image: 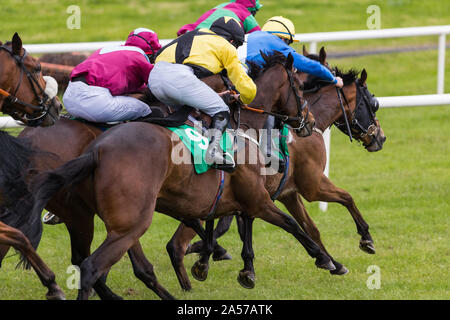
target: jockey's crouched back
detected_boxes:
[63,28,161,123]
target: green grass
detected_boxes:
[0,0,449,300]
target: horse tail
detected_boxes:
[0,130,42,268]
[30,150,97,229]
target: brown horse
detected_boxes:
[30,52,337,300]
[168,48,387,289]
[16,68,257,300]
[0,33,61,127]
[0,33,64,299]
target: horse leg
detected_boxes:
[302,174,375,254]
[166,222,197,291]
[191,219,215,282]
[252,199,335,271]
[0,221,65,300]
[280,193,349,275]
[50,199,123,300]
[0,244,10,267]
[127,241,175,300]
[76,198,162,300]
[186,216,233,261]
[235,214,256,289]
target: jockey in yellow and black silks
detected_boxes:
[149,17,256,171]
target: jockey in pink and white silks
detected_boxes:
[63,28,162,123]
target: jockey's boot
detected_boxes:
[261,115,286,174]
[205,111,235,173]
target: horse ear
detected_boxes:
[286,52,294,70]
[12,32,22,56]
[319,47,327,65]
[302,45,309,56]
[360,69,368,85]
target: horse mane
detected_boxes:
[247,50,287,80]
[332,66,360,86]
[0,130,43,267]
[302,52,360,91]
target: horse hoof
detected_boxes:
[330,265,349,276]
[191,261,209,281]
[315,257,336,271]
[46,288,66,300]
[237,271,255,289]
[360,240,376,254]
[213,252,232,261]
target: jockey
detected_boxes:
[245,16,344,172]
[62,28,162,123]
[246,16,343,87]
[150,17,257,171]
[177,0,262,37]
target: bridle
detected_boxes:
[227,64,308,133]
[0,44,52,127]
[334,79,381,147]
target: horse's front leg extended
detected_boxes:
[301,174,375,254]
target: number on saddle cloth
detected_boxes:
[168,124,234,174]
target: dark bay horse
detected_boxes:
[0,33,64,299]
[30,53,336,300]
[169,49,387,289]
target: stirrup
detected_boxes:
[209,151,236,173]
[42,212,62,225]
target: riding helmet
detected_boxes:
[210,17,245,48]
[262,16,299,44]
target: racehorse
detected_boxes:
[166,47,387,289]
[0,33,64,299]
[30,52,335,300]
[0,33,61,127]
[15,66,256,300]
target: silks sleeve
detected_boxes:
[289,49,337,83]
[243,15,261,34]
[221,42,257,105]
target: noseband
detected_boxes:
[0,45,52,126]
[334,81,379,145]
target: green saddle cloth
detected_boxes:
[168,125,234,174]
[273,124,290,161]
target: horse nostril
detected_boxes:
[382,136,387,143]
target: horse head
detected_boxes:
[335,69,386,152]
[300,47,386,152]
[0,33,62,127]
[248,51,315,137]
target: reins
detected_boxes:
[336,87,353,142]
[0,45,51,126]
